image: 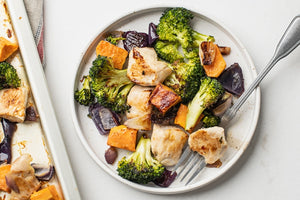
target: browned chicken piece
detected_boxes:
[127,47,172,86]
[124,85,153,130]
[149,83,181,114]
[151,124,188,166]
[5,154,40,200]
[188,127,227,164]
[0,87,28,123]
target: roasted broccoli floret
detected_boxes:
[154,40,184,63]
[202,110,220,128]
[106,35,125,45]
[0,61,21,90]
[182,46,199,59]
[185,77,224,131]
[117,136,165,184]
[182,30,215,59]
[89,55,134,113]
[156,8,214,50]
[164,58,205,103]
[89,55,113,79]
[74,76,94,106]
[157,7,194,48]
[191,30,215,47]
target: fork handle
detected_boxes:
[222,15,300,124]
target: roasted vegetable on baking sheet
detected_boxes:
[0,37,18,62]
[0,118,16,164]
[0,61,20,90]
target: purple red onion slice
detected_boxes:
[218,63,245,96]
[122,31,149,51]
[89,103,121,135]
[31,163,55,181]
[0,119,17,164]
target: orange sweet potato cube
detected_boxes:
[30,185,62,200]
[203,43,226,78]
[0,37,18,62]
[0,164,11,192]
[96,40,128,69]
[174,104,188,129]
[149,83,181,114]
[107,125,137,151]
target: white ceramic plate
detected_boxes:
[71,7,260,194]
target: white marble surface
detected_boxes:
[44,0,300,199]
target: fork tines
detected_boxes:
[173,146,206,185]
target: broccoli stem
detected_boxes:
[185,77,224,131]
[185,88,208,131]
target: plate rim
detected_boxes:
[70,6,261,194]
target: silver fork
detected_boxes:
[174,15,300,186]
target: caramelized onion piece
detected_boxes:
[218,46,231,55]
[200,41,216,65]
[213,92,233,116]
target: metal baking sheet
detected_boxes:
[1,0,81,199]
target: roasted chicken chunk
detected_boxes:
[125,85,153,130]
[5,154,40,200]
[0,87,28,123]
[151,124,188,166]
[127,47,172,86]
[188,126,227,164]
